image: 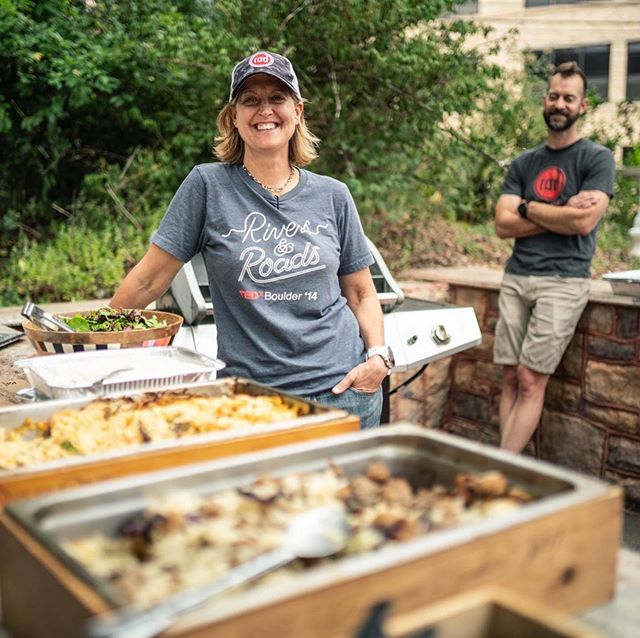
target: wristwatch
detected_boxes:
[517,200,529,219]
[366,346,395,374]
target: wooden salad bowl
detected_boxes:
[22,309,183,355]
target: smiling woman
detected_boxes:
[109,51,392,429]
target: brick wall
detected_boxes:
[391,283,640,506]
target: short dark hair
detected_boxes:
[549,61,588,95]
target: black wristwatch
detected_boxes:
[518,200,529,219]
[366,346,395,375]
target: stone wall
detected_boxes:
[390,274,640,507]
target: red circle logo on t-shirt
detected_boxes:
[533,167,567,202]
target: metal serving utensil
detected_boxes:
[21,301,75,333]
[86,505,350,638]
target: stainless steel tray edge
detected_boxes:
[7,423,612,520]
[1,423,612,626]
[0,378,352,477]
[4,424,620,624]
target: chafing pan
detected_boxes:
[2,424,621,638]
[0,378,358,503]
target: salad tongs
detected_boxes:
[21,301,75,333]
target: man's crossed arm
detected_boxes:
[495,190,610,240]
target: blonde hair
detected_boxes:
[214,92,320,166]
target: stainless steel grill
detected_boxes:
[157,239,482,421]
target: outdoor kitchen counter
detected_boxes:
[398,266,640,510]
[0,294,639,637]
[0,300,113,405]
[400,266,640,307]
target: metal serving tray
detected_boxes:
[0,378,358,503]
[2,424,620,638]
[14,346,226,399]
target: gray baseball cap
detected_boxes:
[229,51,301,101]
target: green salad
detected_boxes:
[60,307,167,332]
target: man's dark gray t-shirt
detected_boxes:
[152,163,374,395]
[502,138,615,277]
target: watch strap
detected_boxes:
[366,346,393,373]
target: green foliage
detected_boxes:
[1,0,234,232]
[586,101,640,232]
[1,0,495,222]
[1,1,637,303]
[415,47,545,226]
[0,219,150,304]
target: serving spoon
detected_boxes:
[86,505,350,638]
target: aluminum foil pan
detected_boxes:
[14,346,226,399]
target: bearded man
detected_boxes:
[493,61,615,453]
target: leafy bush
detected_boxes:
[1,1,638,303]
[0,218,155,305]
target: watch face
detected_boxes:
[518,201,527,217]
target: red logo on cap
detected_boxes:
[533,167,566,202]
[249,52,274,68]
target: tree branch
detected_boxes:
[269,0,315,46]
[105,182,141,230]
[327,55,342,122]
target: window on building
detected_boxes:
[628,41,640,100]
[532,45,610,100]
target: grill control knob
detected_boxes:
[431,324,451,345]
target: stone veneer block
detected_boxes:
[585,361,640,410]
[489,291,500,312]
[423,359,452,430]
[425,358,451,394]
[545,378,581,412]
[391,394,425,425]
[576,308,590,331]
[475,360,503,386]
[587,336,636,361]
[453,359,475,387]
[557,333,583,379]
[607,435,640,474]
[390,369,423,386]
[583,403,639,436]
[450,390,491,423]
[604,471,640,506]
[615,307,639,340]
[445,418,499,446]
[588,305,614,335]
[489,393,501,428]
[470,331,494,361]
[485,313,498,332]
[538,409,605,475]
[451,286,488,326]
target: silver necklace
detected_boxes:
[242,164,295,195]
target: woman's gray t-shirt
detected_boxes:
[152,163,374,394]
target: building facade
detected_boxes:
[457,0,640,155]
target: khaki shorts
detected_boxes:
[493,273,590,375]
